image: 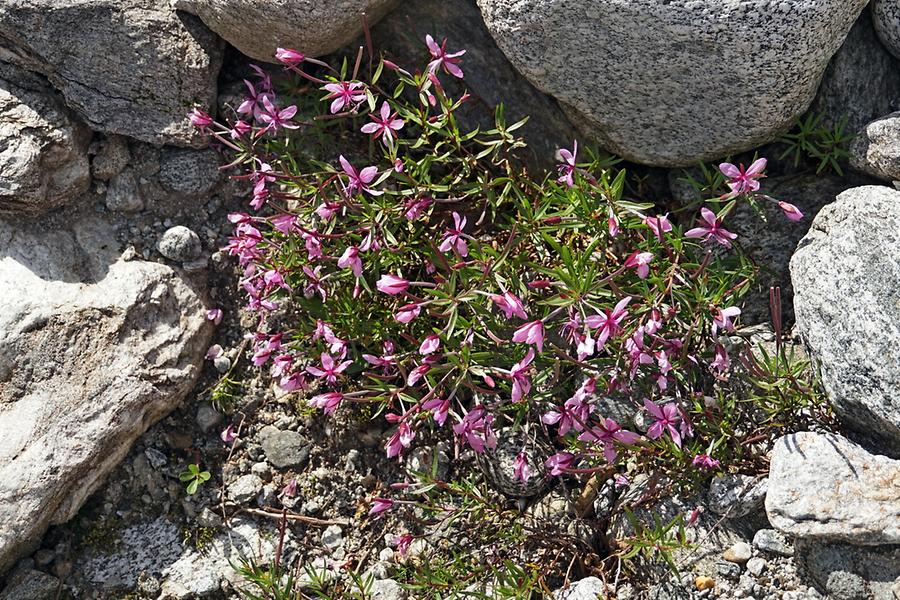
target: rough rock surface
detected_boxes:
[0,63,90,215]
[797,540,900,600]
[0,214,212,573]
[791,185,900,446]
[874,0,900,60]
[766,432,900,545]
[850,111,900,182]
[370,0,578,168]
[811,6,900,136]
[476,0,867,166]
[0,0,223,147]
[552,576,605,599]
[172,0,399,62]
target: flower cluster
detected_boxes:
[192,36,805,519]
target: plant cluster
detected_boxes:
[192,34,827,593]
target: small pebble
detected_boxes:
[717,560,742,579]
[695,576,715,591]
[321,524,343,550]
[157,225,202,262]
[746,557,767,576]
[753,528,794,557]
[723,541,752,564]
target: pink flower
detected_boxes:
[778,201,803,222]
[557,141,578,187]
[206,308,223,325]
[394,303,421,323]
[258,96,299,132]
[309,392,343,415]
[323,80,366,114]
[377,274,409,295]
[720,158,767,199]
[221,423,237,444]
[422,397,450,426]
[230,119,251,139]
[685,207,738,248]
[337,246,363,277]
[306,353,353,385]
[608,214,620,237]
[275,47,305,65]
[385,422,415,458]
[509,348,535,402]
[545,452,575,476]
[281,478,297,498]
[425,34,465,78]
[489,292,528,320]
[513,452,531,483]
[644,398,682,447]
[438,212,468,257]
[624,251,654,279]
[512,320,545,353]
[585,296,631,349]
[394,534,414,556]
[711,343,730,373]
[692,454,721,470]
[419,334,441,355]
[361,101,404,146]
[712,306,741,335]
[339,155,381,196]
[369,497,394,517]
[237,79,272,118]
[189,107,213,129]
[404,197,432,221]
[643,214,673,239]
[614,474,630,488]
[452,405,496,453]
[578,418,640,463]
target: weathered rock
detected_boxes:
[723,541,752,565]
[157,148,221,197]
[0,63,90,215]
[707,474,767,519]
[173,0,398,62]
[370,0,578,167]
[105,169,145,214]
[90,135,130,182]
[258,426,310,470]
[0,0,223,147]
[811,7,900,136]
[476,0,867,166]
[157,226,203,262]
[369,579,406,600]
[791,186,900,446]
[0,560,60,600]
[227,474,263,504]
[0,214,212,573]
[798,539,900,600]
[766,432,900,545]
[552,577,605,600]
[476,430,552,498]
[874,0,900,61]
[752,528,794,558]
[851,112,900,182]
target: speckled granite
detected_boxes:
[874,0,900,60]
[476,0,868,166]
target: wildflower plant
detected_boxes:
[195,33,825,589]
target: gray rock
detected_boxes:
[0,561,60,600]
[158,225,203,262]
[213,355,231,373]
[195,404,222,434]
[707,474,767,519]
[369,579,406,600]
[752,529,794,558]
[91,135,130,182]
[173,0,398,62]
[105,169,145,213]
[476,430,552,499]
[0,0,223,147]
[227,474,263,504]
[476,0,867,166]
[552,576,605,599]
[723,541,752,565]
[321,524,343,550]
[790,186,900,446]
[811,7,900,137]
[370,0,578,168]
[766,432,900,545]
[874,0,900,61]
[851,112,900,182]
[717,560,742,579]
[157,148,221,197]
[0,63,90,215]
[798,540,900,600]
[745,557,767,577]
[0,215,212,573]
[258,426,310,470]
